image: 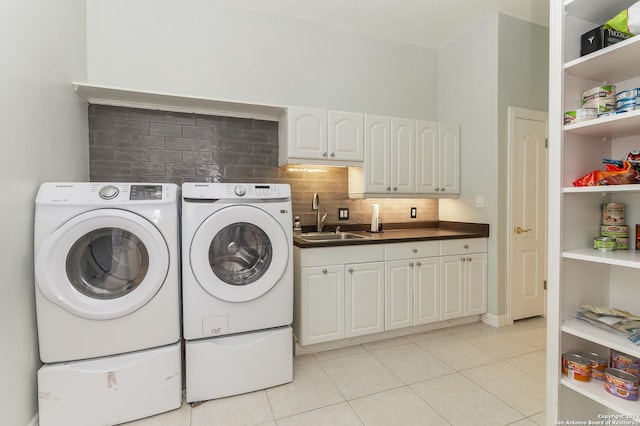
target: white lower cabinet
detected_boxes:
[300,265,344,345]
[345,262,384,338]
[294,238,486,347]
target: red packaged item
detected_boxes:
[573,161,640,187]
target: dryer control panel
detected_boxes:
[182,183,291,201]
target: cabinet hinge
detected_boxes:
[545,138,548,148]
[544,280,547,290]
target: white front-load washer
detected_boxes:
[181,182,293,402]
[34,182,182,426]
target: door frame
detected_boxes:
[506,106,549,323]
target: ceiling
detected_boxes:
[213,0,550,50]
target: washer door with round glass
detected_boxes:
[35,209,169,320]
[190,205,288,302]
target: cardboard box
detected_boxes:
[580,26,631,57]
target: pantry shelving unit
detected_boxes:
[548,0,640,423]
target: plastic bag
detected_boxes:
[572,161,640,186]
[605,1,640,36]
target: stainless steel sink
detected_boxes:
[298,232,368,242]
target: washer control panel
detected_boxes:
[182,183,291,200]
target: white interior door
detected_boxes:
[509,107,548,321]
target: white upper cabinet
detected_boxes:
[328,111,364,162]
[416,121,460,195]
[391,117,417,194]
[279,106,363,166]
[437,122,461,195]
[350,117,460,198]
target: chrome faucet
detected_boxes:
[311,193,328,232]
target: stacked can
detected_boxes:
[610,349,640,378]
[598,203,628,250]
[582,85,616,118]
[616,88,640,115]
[579,352,608,381]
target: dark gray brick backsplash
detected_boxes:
[114,147,150,162]
[88,105,439,225]
[93,131,130,147]
[115,120,150,135]
[183,151,213,164]
[150,150,182,163]
[130,162,166,176]
[131,109,164,123]
[164,112,195,125]
[131,134,165,149]
[183,125,213,140]
[150,123,182,137]
[165,137,195,151]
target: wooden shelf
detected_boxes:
[73,82,286,121]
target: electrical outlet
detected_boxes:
[338,208,349,220]
[410,207,417,218]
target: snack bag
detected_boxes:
[573,161,640,186]
[605,1,640,36]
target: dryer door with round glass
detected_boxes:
[190,205,288,302]
[35,209,169,320]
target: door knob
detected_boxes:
[516,226,532,234]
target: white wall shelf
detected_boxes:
[563,248,640,269]
[564,185,640,194]
[562,319,640,359]
[564,109,640,139]
[73,82,285,121]
[561,377,640,422]
[565,36,640,83]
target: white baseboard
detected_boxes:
[481,312,511,328]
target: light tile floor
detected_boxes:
[125,317,547,426]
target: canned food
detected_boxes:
[579,352,608,380]
[602,203,625,225]
[605,368,639,391]
[616,97,638,109]
[616,89,638,100]
[594,237,616,251]
[610,349,640,368]
[600,225,629,237]
[604,381,639,400]
[616,106,639,114]
[562,354,591,382]
[615,237,629,250]
[611,362,640,377]
[582,85,616,103]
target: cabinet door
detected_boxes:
[287,106,328,160]
[438,123,460,194]
[440,256,464,320]
[328,111,364,162]
[391,118,416,193]
[464,253,487,316]
[385,259,413,330]
[414,257,440,325]
[415,120,439,193]
[300,265,344,345]
[364,115,391,193]
[345,262,384,338]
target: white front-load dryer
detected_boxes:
[34,182,181,362]
[181,182,293,340]
[34,182,182,426]
[181,182,293,402]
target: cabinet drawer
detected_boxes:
[384,241,440,261]
[440,238,487,255]
[298,245,384,267]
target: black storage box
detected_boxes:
[581,25,632,57]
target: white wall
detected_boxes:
[438,14,500,314]
[86,0,438,120]
[438,13,549,317]
[0,1,88,424]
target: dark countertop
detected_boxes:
[293,221,489,248]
